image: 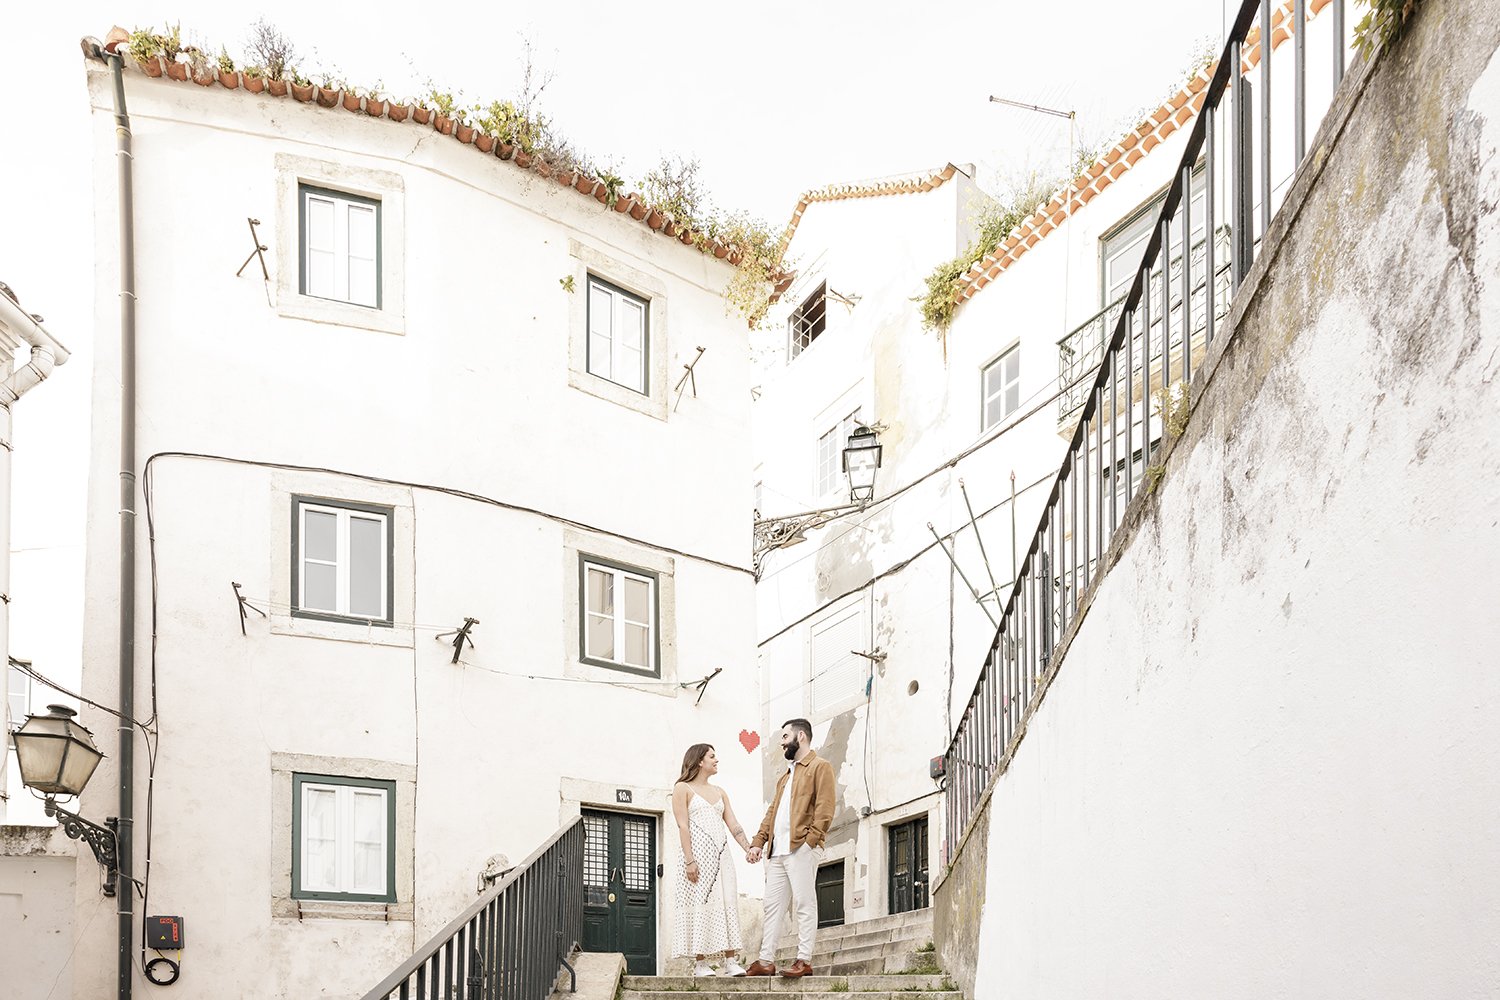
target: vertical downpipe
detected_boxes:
[104,49,137,1000]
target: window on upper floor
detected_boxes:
[981,346,1021,431]
[292,773,396,902]
[816,409,863,498]
[292,497,392,626]
[789,282,828,361]
[586,277,649,395]
[299,185,381,309]
[1100,169,1208,306]
[580,557,659,677]
[6,665,28,732]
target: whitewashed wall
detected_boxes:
[69,59,760,1000]
[968,3,1500,995]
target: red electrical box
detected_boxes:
[145,915,184,950]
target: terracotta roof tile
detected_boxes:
[953,0,1333,307]
[781,163,964,251]
[84,35,746,266]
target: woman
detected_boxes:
[671,744,751,977]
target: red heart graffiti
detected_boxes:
[738,730,760,753]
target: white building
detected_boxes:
[65,41,763,999]
[747,0,1340,924]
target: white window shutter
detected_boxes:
[346,204,378,307]
[811,607,868,714]
[305,195,337,299]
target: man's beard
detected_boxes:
[783,742,799,761]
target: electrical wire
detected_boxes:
[9,657,152,732]
[755,357,1102,586]
[144,452,753,577]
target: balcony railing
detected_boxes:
[1057,229,1235,430]
[945,0,1353,863]
[362,819,584,1000]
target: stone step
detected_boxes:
[773,924,934,955]
[623,973,951,992]
[774,941,934,967]
[808,910,932,943]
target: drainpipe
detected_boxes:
[0,291,70,816]
[89,32,137,1000]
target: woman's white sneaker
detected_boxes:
[693,961,715,978]
[720,959,748,977]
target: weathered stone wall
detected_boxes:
[943,0,1500,995]
[931,799,988,998]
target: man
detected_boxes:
[744,718,835,978]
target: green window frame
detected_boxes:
[290,495,395,627]
[585,275,650,395]
[578,555,661,678]
[291,772,397,903]
[298,183,383,309]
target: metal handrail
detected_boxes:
[943,0,1351,863]
[361,818,585,1000]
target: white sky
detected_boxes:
[0,0,1242,705]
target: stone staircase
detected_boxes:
[622,909,960,999]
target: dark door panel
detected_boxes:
[816,860,845,928]
[581,810,658,974]
[888,815,930,914]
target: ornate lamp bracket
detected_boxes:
[44,797,119,897]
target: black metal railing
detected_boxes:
[362,819,585,1000]
[944,0,1352,862]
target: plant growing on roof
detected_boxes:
[641,155,705,227]
[246,17,296,81]
[917,168,1059,332]
[426,88,468,125]
[126,27,162,64]
[216,47,235,75]
[159,22,183,63]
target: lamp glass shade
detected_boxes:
[842,427,883,502]
[14,706,104,797]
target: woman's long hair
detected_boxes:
[677,743,713,784]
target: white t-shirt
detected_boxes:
[772,762,796,857]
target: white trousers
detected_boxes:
[759,843,820,963]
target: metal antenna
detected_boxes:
[927,523,999,627]
[958,479,1002,604]
[987,95,1075,120]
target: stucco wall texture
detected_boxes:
[946,0,1500,996]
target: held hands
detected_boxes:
[745,846,763,864]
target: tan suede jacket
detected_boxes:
[750,749,836,853]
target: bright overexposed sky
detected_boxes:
[0,0,1244,726]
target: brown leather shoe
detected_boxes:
[780,960,813,978]
[744,960,776,977]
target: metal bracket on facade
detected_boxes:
[235,217,270,281]
[232,581,267,636]
[752,501,866,580]
[435,618,480,664]
[688,667,723,706]
[673,347,706,412]
[44,797,118,897]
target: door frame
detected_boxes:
[561,777,671,974]
[870,797,939,917]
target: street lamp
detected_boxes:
[13,704,118,896]
[842,425,883,504]
[753,425,884,578]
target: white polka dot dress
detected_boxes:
[672,791,742,958]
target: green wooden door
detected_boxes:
[581,810,658,974]
[888,816,930,914]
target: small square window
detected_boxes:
[789,282,828,360]
[816,409,863,498]
[587,277,649,394]
[300,184,381,309]
[292,774,396,902]
[982,347,1021,431]
[580,557,659,677]
[292,497,393,625]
